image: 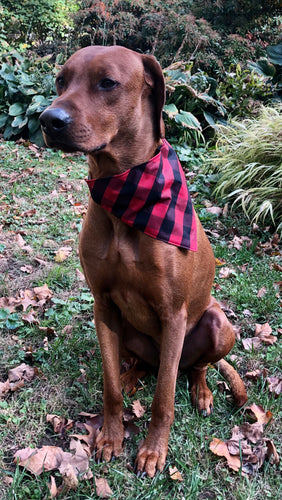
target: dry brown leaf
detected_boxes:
[257,287,267,298]
[22,310,39,324]
[255,323,277,345]
[8,363,35,383]
[48,476,58,498]
[209,438,242,473]
[14,446,65,475]
[169,465,183,482]
[20,264,34,274]
[15,234,32,253]
[9,379,25,392]
[215,257,226,267]
[59,439,92,480]
[245,370,263,380]
[132,400,146,418]
[18,289,37,311]
[266,377,282,397]
[206,206,222,216]
[76,269,85,281]
[228,235,253,251]
[245,403,273,425]
[242,337,261,351]
[95,477,113,498]
[219,267,237,279]
[47,414,74,434]
[0,380,10,397]
[124,421,140,439]
[240,422,264,443]
[33,283,53,301]
[54,246,72,263]
[265,439,280,464]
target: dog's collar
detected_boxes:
[86,139,197,251]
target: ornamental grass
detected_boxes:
[211,103,282,233]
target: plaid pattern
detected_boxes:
[86,139,197,251]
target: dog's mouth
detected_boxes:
[42,130,107,155]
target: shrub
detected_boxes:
[0,50,57,145]
[218,65,273,118]
[210,104,282,233]
[163,61,226,145]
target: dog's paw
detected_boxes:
[190,385,214,415]
[135,443,166,478]
[95,427,123,462]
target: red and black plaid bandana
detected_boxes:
[86,139,197,251]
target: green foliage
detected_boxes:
[0,50,57,145]
[210,104,282,233]
[249,44,282,98]
[0,0,78,45]
[163,62,226,145]
[218,65,273,118]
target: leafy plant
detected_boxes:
[249,43,282,99]
[210,104,282,233]
[163,61,226,145]
[0,50,57,145]
[218,64,273,118]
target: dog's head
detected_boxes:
[40,46,165,158]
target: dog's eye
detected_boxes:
[56,76,65,90]
[99,78,118,90]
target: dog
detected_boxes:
[40,45,247,478]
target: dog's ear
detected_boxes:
[142,55,165,139]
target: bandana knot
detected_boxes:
[86,139,197,251]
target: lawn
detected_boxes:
[0,140,281,499]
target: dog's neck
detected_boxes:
[87,138,162,179]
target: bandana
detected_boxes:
[86,139,197,251]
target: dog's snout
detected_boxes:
[40,108,72,136]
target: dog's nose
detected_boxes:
[40,108,72,136]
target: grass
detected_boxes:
[0,140,281,499]
[209,104,282,234]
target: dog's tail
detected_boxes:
[217,359,248,407]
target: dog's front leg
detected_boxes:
[136,306,187,478]
[94,300,124,462]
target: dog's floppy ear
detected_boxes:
[142,54,165,139]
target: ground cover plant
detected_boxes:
[0,139,281,499]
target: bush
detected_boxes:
[163,61,226,145]
[0,0,78,46]
[210,104,282,233]
[218,65,273,118]
[0,50,57,145]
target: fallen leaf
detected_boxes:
[219,267,237,279]
[245,403,273,425]
[0,380,10,397]
[242,337,261,351]
[132,400,146,418]
[95,477,113,498]
[255,323,277,345]
[228,235,253,251]
[124,421,140,439]
[14,446,65,475]
[257,287,267,298]
[8,363,35,383]
[47,414,74,434]
[76,269,85,281]
[33,283,53,301]
[169,465,183,481]
[48,476,58,498]
[209,438,242,473]
[22,310,39,324]
[215,257,226,266]
[265,439,280,464]
[54,246,72,263]
[245,370,263,380]
[20,264,34,274]
[206,206,222,216]
[266,377,282,397]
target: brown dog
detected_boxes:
[40,46,247,478]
